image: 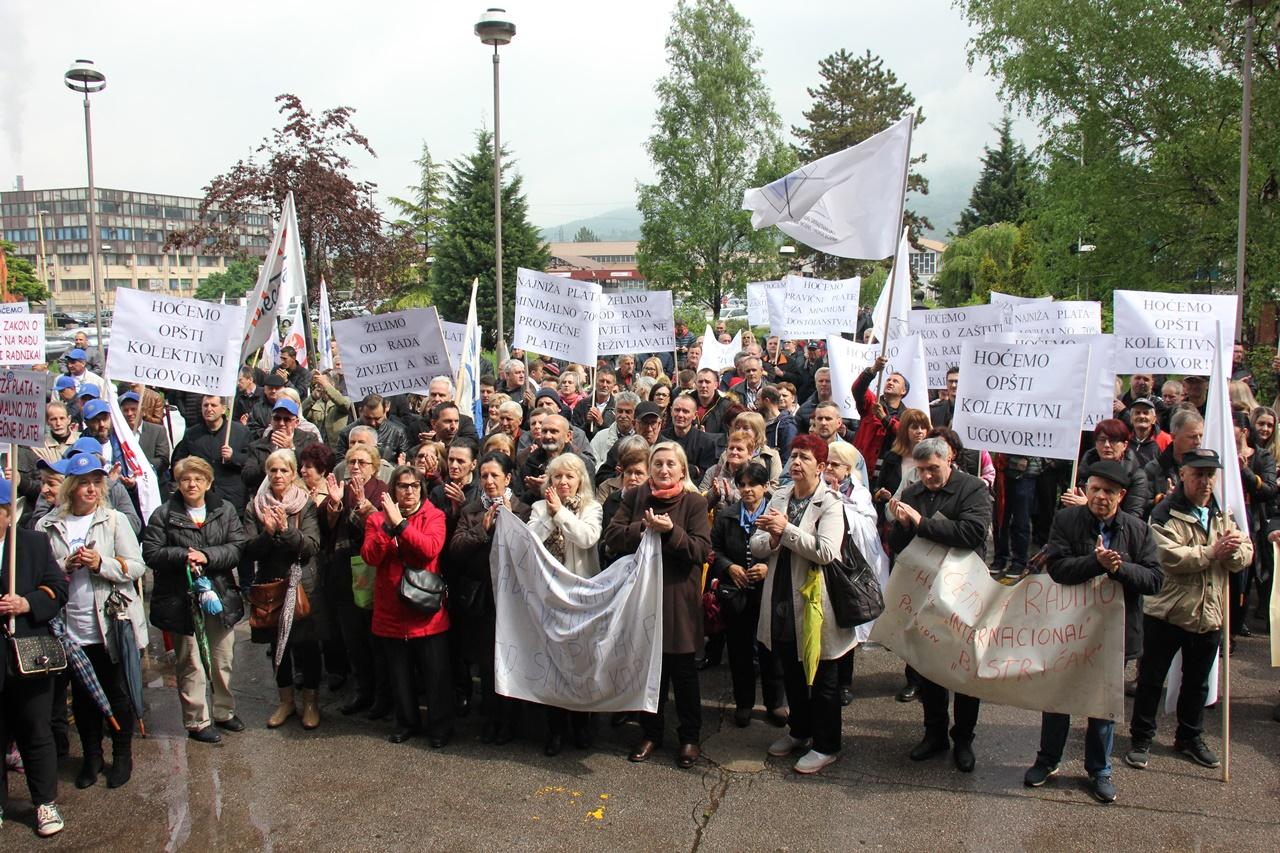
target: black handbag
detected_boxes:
[713,578,749,616]
[210,574,244,629]
[6,630,68,678]
[821,516,884,629]
[399,565,446,616]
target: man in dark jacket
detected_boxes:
[335,394,409,463]
[242,399,321,492]
[172,395,252,512]
[664,393,719,483]
[1028,460,1162,804]
[694,368,743,437]
[233,366,264,426]
[758,385,796,457]
[887,436,992,773]
[780,341,823,404]
[247,373,286,433]
[571,367,617,440]
[1143,408,1203,510]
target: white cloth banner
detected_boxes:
[596,290,675,356]
[441,320,466,376]
[742,115,913,260]
[490,508,663,712]
[0,368,49,448]
[746,280,783,327]
[241,191,306,361]
[869,539,1126,720]
[906,303,1006,388]
[0,315,44,366]
[1206,329,1248,533]
[334,307,451,399]
[778,274,861,340]
[280,297,308,368]
[1009,300,1101,337]
[106,389,162,522]
[869,228,914,345]
[513,267,601,364]
[317,276,335,371]
[952,339,1091,460]
[697,326,742,373]
[826,334,929,421]
[106,290,244,396]
[455,281,484,428]
[1112,290,1237,375]
[993,333,1116,432]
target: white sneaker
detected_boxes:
[35,803,64,837]
[794,749,838,775]
[767,734,812,757]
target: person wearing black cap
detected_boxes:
[595,400,663,487]
[1127,448,1252,772]
[248,373,287,433]
[0,478,69,837]
[1027,460,1162,803]
[780,340,824,404]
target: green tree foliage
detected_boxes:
[956,116,1036,235]
[934,222,1034,306]
[387,142,448,291]
[195,257,259,301]
[573,226,600,242]
[637,0,795,319]
[0,241,49,302]
[427,129,549,344]
[961,1,1280,330]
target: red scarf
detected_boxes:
[649,482,684,500]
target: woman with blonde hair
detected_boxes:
[481,431,516,459]
[726,411,782,482]
[874,408,931,504]
[1230,380,1260,415]
[642,357,668,383]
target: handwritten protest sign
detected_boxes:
[993,332,1116,432]
[596,290,674,356]
[826,334,929,421]
[906,303,1006,388]
[441,320,465,376]
[490,509,663,712]
[0,315,45,366]
[1112,290,1237,375]
[107,290,245,395]
[0,369,49,447]
[513,267,601,364]
[869,539,1125,721]
[1009,300,1101,336]
[334,307,451,399]
[0,302,29,315]
[777,274,860,340]
[746,280,783,326]
[951,339,1090,460]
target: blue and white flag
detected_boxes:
[456,279,484,427]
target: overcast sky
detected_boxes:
[0,0,1034,232]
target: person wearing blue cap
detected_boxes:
[61,347,107,401]
[52,375,82,423]
[242,398,321,494]
[119,392,170,489]
[0,477,70,837]
[15,402,81,520]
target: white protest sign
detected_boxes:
[765,283,788,332]
[105,290,245,396]
[513,267,601,364]
[906,303,1005,388]
[698,326,742,373]
[993,332,1116,432]
[0,315,45,366]
[826,334,929,421]
[952,339,1091,460]
[0,302,29,315]
[778,274,860,340]
[990,291,1052,307]
[0,369,49,448]
[1009,300,1101,337]
[869,539,1125,721]
[441,320,466,376]
[596,290,675,356]
[746,280,783,327]
[1112,290,1237,375]
[334,307,451,399]
[491,509,663,712]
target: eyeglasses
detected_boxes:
[1096,436,1126,445]
[348,460,370,467]
[395,482,422,491]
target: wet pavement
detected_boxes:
[6,624,1278,851]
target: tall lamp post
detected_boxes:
[64,59,107,352]
[475,7,515,353]
[36,209,52,323]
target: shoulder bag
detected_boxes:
[399,564,446,616]
[821,514,884,629]
[6,629,68,678]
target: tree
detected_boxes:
[793,49,931,240]
[0,242,50,303]
[956,115,1035,235]
[166,94,393,302]
[933,222,1031,306]
[572,226,600,242]
[637,0,795,319]
[195,257,259,301]
[426,129,549,344]
[387,142,448,291]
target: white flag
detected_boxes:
[106,389,162,522]
[455,280,484,428]
[317,276,334,371]
[697,325,742,373]
[742,115,913,260]
[241,191,307,361]
[281,297,308,368]
[870,227,914,345]
[1207,324,1247,529]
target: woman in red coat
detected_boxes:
[361,465,453,747]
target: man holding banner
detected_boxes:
[1031,459,1163,803]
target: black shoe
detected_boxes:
[366,698,393,721]
[189,726,223,744]
[908,735,949,761]
[952,742,976,773]
[1174,737,1221,768]
[327,673,348,692]
[493,721,516,745]
[895,685,917,703]
[1088,774,1117,804]
[733,708,752,728]
[1023,762,1059,787]
[214,715,245,733]
[1123,742,1150,769]
[341,693,373,716]
[611,711,637,728]
[839,687,853,707]
[544,734,563,756]
[1237,623,1253,638]
[429,733,452,749]
[106,751,132,788]
[388,729,417,744]
[75,754,103,789]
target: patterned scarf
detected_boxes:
[542,495,582,563]
[482,488,513,510]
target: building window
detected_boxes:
[198,256,221,267]
[105,278,132,291]
[168,278,181,291]
[56,254,89,266]
[61,279,91,292]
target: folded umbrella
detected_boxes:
[186,564,214,681]
[800,568,824,687]
[274,563,303,672]
[49,616,119,732]
[104,589,147,736]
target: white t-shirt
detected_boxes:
[63,513,103,646]
[188,505,207,526]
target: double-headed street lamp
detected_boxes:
[475,7,515,353]
[64,59,107,351]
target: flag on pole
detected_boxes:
[455,279,484,428]
[870,227,914,344]
[742,115,913,260]
[1207,322,1247,527]
[281,297,308,368]
[317,276,334,371]
[106,388,162,521]
[240,191,307,362]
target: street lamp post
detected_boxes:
[64,59,107,352]
[36,209,52,323]
[1231,1,1267,342]
[475,7,515,353]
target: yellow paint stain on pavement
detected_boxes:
[599,794,609,800]
[587,807,605,821]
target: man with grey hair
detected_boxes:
[1144,408,1204,509]
[334,425,394,483]
[888,436,993,774]
[590,390,640,469]
[500,359,536,412]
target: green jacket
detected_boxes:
[302,381,353,444]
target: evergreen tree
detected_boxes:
[956,116,1035,235]
[194,257,258,301]
[0,241,49,303]
[637,0,794,318]
[429,129,549,344]
[573,226,600,242]
[388,142,448,290]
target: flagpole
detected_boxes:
[7,441,17,636]
[1067,344,1094,493]
[1217,321,1230,784]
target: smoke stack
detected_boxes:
[13,175,23,190]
